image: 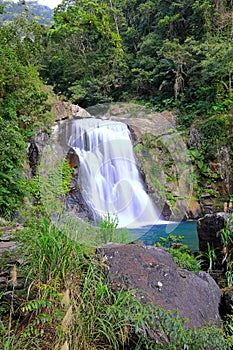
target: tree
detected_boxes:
[0,14,50,216]
[42,0,233,115]
[42,0,129,106]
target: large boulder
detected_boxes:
[97,243,221,328]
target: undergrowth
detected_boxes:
[0,217,232,349]
[156,234,201,273]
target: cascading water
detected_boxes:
[69,118,161,228]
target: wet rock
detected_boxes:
[65,169,95,223]
[197,212,229,271]
[28,132,50,179]
[161,202,172,221]
[97,243,222,327]
[28,101,91,178]
[66,149,80,169]
[28,140,39,176]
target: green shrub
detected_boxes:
[168,245,201,272]
[20,217,85,285]
[156,234,201,273]
[97,213,130,244]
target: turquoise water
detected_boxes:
[128,221,199,251]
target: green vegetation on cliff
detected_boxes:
[0,10,52,216]
[0,0,232,216]
[42,0,233,117]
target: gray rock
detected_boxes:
[97,243,222,327]
[189,126,202,150]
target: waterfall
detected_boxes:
[69,118,161,228]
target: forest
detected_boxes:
[0,0,233,349]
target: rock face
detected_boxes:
[97,243,222,328]
[221,289,233,315]
[197,213,228,264]
[0,226,24,293]
[53,100,91,121]
[65,165,95,223]
[27,132,50,178]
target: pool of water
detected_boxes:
[128,221,199,251]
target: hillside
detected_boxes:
[0,0,53,26]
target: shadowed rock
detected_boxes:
[197,213,228,269]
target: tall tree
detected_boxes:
[42,0,233,114]
[0,14,50,216]
[43,0,129,106]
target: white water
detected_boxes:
[69,118,161,228]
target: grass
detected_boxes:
[0,215,232,349]
[156,234,201,273]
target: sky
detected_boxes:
[37,0,62,9]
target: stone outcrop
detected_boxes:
[197,213,229,272]
[127,124,143,146]
[27,101,92,178]
[88,102,177,135]
[0,225,24,293]
[65,166,95,223]
[27,132,50,178]
[97,243,222,328]
[53,100,91,121]
[197,212,228,257]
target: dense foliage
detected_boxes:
[42,0,233,117]
[0,9,51,216]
